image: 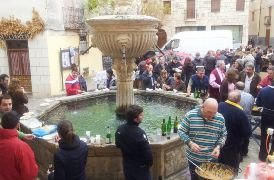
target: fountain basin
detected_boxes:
[87,15,159,57]
[22,90,198,179]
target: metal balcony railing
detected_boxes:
[184,9,199,21]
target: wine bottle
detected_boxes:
[173,116,179,133]
[106,126,111,144]
[167,116,172,135]
[161,119,167,136]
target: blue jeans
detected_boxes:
[255,64,260,73]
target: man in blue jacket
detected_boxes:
[256,79,274,161]
[218,91,251,172]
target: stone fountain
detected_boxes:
[21,1,194,179]
[86,0,159,115]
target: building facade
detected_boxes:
[157,0,250,48]
[249,0,274,47]
[0,0,103,98]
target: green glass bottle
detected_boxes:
[193,89,197,98]
[161,119,167,136]
[197,89,201,98]
[173,116,179,133]
[167,116,172,135]
[106,126,111,144]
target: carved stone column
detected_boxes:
[112,57,136,115]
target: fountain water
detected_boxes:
[86,0,159,115]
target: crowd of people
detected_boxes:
[1,44,274,180]
[133,45,274,179]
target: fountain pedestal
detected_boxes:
[87,15,159,115]
[113,57,135,115]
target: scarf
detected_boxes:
[225,100,243,110]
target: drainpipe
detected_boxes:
[257,0,263,45]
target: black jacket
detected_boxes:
[115,121,153,167]
[218,102,251,147]
[53,136,88,180]
[239,72,261,97]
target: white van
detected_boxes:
[161,30,233,57]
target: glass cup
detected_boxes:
[86,131,91,143]
[95,135,101,144]
[86,131,91,137]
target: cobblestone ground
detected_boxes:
[27,95,261,180]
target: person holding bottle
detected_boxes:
[115,105,153,180]
[186,67,209,97]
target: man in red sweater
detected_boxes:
[258,66,274,88]
[65,67,82,96]
[0,111,38,180]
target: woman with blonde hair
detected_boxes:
[8,78,29,117]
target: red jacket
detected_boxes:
[65,74,81,96]
[0,129,38,180]
[259,75,272,88]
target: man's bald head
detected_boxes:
[227,90,241,103]
[202,98,218,120]
[203,98,218,107]
[235,81,245,90]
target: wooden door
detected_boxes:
[265,29,270,47]
[7,49,32,93]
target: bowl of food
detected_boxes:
[195,162,236,180]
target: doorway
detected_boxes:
[6,40,32,93]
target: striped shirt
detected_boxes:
[178,108,227,164]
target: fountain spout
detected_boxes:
[121,46,126,60]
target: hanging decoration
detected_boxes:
[0,8,45,48]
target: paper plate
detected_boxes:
[20,115,32,120]
[23,112,35,116]
[20,118,42,129]
[40,103,50,107]
[80,137,87,143]
[42,132,58,140]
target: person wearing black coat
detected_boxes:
[115,105,153,180]
[256,80,274,161]
[141,64,156,90]
[48,120,88,180]
[218,91,251,172]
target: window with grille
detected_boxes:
[211,0,220,12]
[163,1,171,14]
[236,0,245,11]
[186,0,195,19]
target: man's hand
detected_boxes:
[78,90,84,93]
[189,141,201,153]
[211,146,220,158]
[54,135,61,142]
[23,134,36,141]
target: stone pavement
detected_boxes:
[27,95,261,180]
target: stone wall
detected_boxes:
[248,0,274,46]
[160,0,249,45]
[25,134,188,180]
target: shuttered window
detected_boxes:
[236,0,245,11]
[186,0,195,19]
[211,0,220,12]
